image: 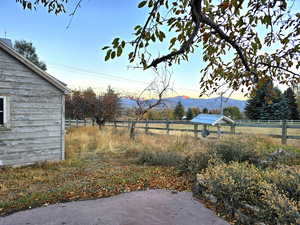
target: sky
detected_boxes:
[0,0,299,100]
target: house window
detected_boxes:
[0,96,9,127]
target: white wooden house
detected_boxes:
[0,39,70,166]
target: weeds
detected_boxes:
[197,162,300,225]
[0,125,299,224]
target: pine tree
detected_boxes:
[14,40,47,71]
[245,81,283,120]
[186,108,193,120]
[203,108,208,114]
[260,96,290,120]
[245,81,271,119]
[173,101,185,120]
[284,88,299,120]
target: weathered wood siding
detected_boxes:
[0,48,65,166]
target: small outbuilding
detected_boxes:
[0,39,70,166]
[191,114,235,137]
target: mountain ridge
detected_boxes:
[120,96,247,111]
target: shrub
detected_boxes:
[264,166,300,202]
[197,162,300,225]
[177,151,214,175]
[136,150,184,166]
[209,139,259,164]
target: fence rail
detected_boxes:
[66,119,300,145]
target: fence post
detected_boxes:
[69,118,71,128]
[281,120,287,145]
[145,120,149,134]
[114,120,117,130]
[230,124,236,134]
[166,120,170,135]
[76,119,79,128]
[217,125,221,138]
[128,120,131,130]
[130,120,136,139]
[84,119,86,127]
[194,124,198,139]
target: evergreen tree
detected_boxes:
[14,40,47,70]
[260,96,290,120]
[284,88,299,120]
[245,81,282,119]
[173,101,185,120]
[223,106,242,120]
[186,108,193,120]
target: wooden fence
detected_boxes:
[66,119,300,145]
[65,119,93,128]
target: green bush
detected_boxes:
[197,162,300,225]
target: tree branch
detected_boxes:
[133,0,161,58]
[147,0,201,68]
[258,62,300,78]
[147,0,259,83]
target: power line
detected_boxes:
[47,63,202,94]
[48,63,149,85]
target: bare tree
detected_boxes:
[129,66,173,138]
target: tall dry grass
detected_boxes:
[65,126,131,159]
[65,126,293,164]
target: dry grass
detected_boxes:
[124,122,300,148]
[0,126,298,219]
[0,126,194,216]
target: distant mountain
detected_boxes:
[120,96,247,111]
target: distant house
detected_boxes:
[0,39,70,166]
[191,114,235,137]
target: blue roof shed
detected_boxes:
[191,114,234,126]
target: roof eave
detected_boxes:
[0,41,71,94]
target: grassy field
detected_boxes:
[0,126,299,224]
[116,122,300,148]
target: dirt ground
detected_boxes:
[0,190,229,225]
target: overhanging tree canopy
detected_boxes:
[16,0,300,95]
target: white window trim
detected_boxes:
[0,96,10,129]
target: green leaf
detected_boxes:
[117,47,123,57]
[105,50,112,61]
[121,41,126,48]
[112,38,120,48]
[111,51,116,59]
[138,1,147,8]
